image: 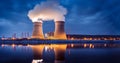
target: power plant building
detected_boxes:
[54,21,66,39]
[31,20,66,40]
[32,22,44,39]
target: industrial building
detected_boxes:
[31,20,66,40]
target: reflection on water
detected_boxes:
[0,43,120,63]
[31,44,67,63]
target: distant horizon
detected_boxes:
[1,33,120,38]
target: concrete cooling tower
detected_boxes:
[32,22,44,39]
[54,21,67,39]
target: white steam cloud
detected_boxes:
[28,1,67,22]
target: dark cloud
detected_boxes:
[61,0,120,35]
[0,0,120,37]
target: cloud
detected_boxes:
[62,0,120,35]
[0,0,120,36]
[28,0,67,22]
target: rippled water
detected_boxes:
[0,43,120,63]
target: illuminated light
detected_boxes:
[12,37,16,40]
[71,44,74,48]
[83,37,87,40]
[71,37,74,40]
[12,44,15,47]
[38,59,43,62]
[47,36,56,40]
[45,46,49,51]
[1,44,4,47]
[109,37,113,40]
[50,44,59,48]
[27,44,31,47]
[94,38,97,40]
[104,38,107,40]
[89,44,92,48]
[89,38,92,40]
[84,44,87,48]
[92,45,94,48]
[32,59,43,63]
[104,44,107,47]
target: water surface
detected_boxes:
[0,43,120,63]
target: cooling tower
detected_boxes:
[32,22,44,39]
[54,21,67,39]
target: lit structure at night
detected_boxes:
[54,21,66,40]
[31,20,67,40]
[27,0,67,40]
[31,20,44,39]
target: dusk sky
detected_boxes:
[0,0,120,37]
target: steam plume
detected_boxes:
[28,0,67,22]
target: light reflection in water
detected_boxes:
[31,44,67,62]
[0,43,120,63]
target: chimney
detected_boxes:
[32,22,44,39]
[54,21,66,39]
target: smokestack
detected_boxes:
[54,21,66,39]
[32,22,44,39]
